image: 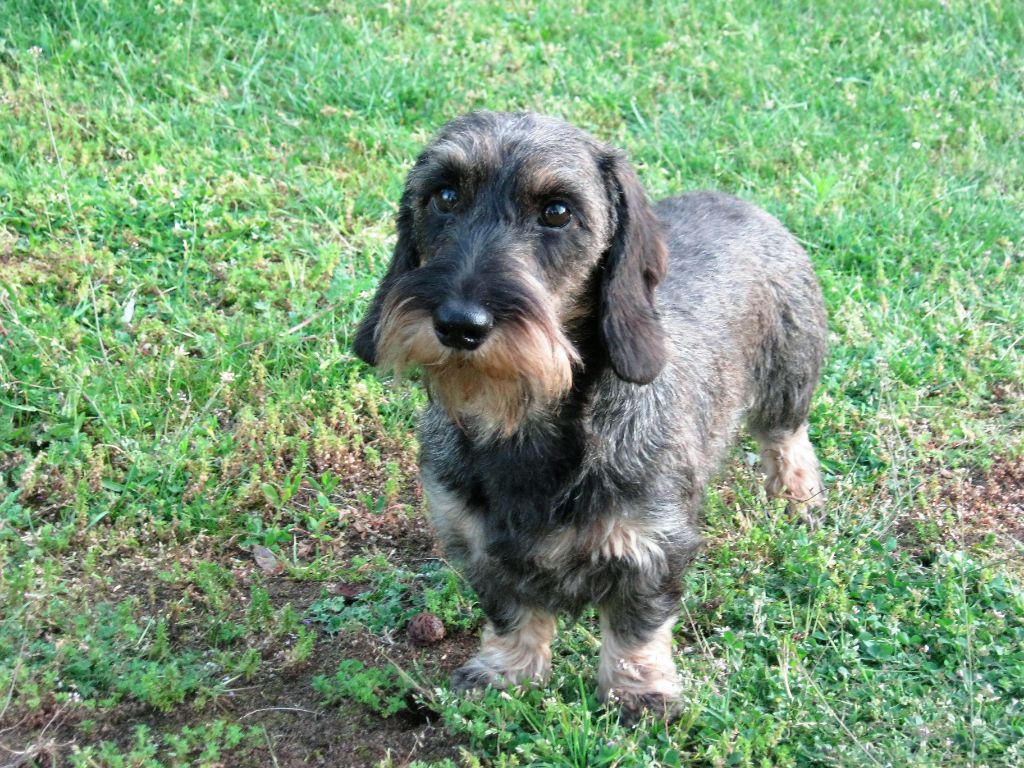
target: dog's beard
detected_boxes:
[375,299,579,438]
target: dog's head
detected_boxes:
[354,112,667,436]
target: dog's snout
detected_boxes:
[433,300,494,351]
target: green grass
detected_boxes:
[1,0,1022,765]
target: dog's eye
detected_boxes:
[540,201,572,228]
[432,187,459,213]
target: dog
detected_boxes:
[353,111,827,721]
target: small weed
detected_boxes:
[309,566,414,634]
[68,720,261,768]
[25,601,233,713]
[314,659,414,718]
[419,563,481,632]
[287,625,316,666]
[246,585,274,631]
[308,561,480,635]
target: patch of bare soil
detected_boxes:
[235,507,472,767]
[939,455,1024,544]
[220,621,477,768]
[3,617,474,768]
[260,489,471,768]
[333,479,443,565]
[906,455,1024,560]
[3,484,473,767]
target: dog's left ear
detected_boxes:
[598,152,668,385]
[352,191,419,366]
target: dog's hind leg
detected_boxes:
[747,273,827,514]
[753,423,825,509]
[748,362,825,512]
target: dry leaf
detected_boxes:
[333,582,370,603]
[253,545,284,575]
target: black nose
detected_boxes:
[433,300,493,351]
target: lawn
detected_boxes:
[1,0,1022,766]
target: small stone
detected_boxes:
[407,612,445,646]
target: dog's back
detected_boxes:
[648,190,827,506]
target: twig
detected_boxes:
[792,657,884,767]
[284,302,341,335]
[0,639,25,724]
[261,726,280,768]
[241,706,319,719]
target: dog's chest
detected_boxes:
[420,408,679,609]
[422,409,603,530]
[471,425,591,532]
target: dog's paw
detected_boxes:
[450,663,493,692]
[614,691,683,725]
[785,492,826,529]
[451,655,549,692]
[450,660,503,692]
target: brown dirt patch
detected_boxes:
[904,455,1024,562]
[939,455,1024,544]
[226,623,477,768]
[230,503,472,767]
[2,478,473,767]
[2,604,474,768]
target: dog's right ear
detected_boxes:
[352,192,419,366]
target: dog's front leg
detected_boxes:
[597,604,682,723]
[451,606,556,691]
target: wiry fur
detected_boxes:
[451,609,557,690]
[375,296,579,437]
[599,615,681,716]
[354,111,828,722]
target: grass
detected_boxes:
[1,0,1022,765]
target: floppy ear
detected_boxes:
[599,153,668,384]
[352,192,419,366]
